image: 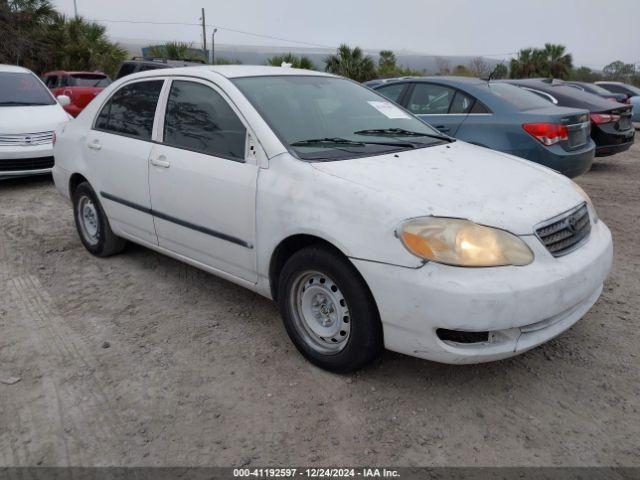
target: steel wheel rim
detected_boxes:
[77,195,100,246]
[289,270,351,354]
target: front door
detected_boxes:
[404,82,471,136]
[148,78,258,283]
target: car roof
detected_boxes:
[501,78,620,111]
[372,76,488,87]
[125,65,337,80]
[44,70,108,76]
[0,64,33,74]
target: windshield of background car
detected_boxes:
[487,82,552,110]
[68,74,111,87]
[232,75,447,161]
[0,72,55,106]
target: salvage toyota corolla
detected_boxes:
[52,66,613,371]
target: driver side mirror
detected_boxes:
[56,95,71,107]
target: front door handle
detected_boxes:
[150,156,170,168]
[87,140,101,150]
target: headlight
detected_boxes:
[397,217,534,267]
[571,181,598,223]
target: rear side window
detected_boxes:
[407,83,455,114]
[95,80,163,140]
[449,91,474,114]
[163,80,246,160]
[376,83,405,103]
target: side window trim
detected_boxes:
[92,78,166,142]
[157,76,256,164]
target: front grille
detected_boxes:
[0,131,54,146]
[535,203,591,257]
[0,156,54,171]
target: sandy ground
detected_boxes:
[0,143,639,468]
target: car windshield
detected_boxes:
[487,82,552,110]
[232,75,449,161]
[0,72,55,106]
[68,74,111,87]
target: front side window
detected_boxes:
[407,83,456,114]
[163,81,246,160]
[95,80,163,140]
[376,83,406,103]
[0,72,55,106]
[233,76,446,161]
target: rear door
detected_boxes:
[148,78,258,283]
[87,78,165,245]
[403,83,472,136]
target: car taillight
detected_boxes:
[590,113,620,125]
[522,123,568,146]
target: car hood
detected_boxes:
[0,104,69,134]
[311,141,584,235]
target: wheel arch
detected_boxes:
[68,172,89,198]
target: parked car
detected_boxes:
[0,65,70,179]
[367,76,594,178]
[564,81,627,103]
[115,57,206,79]
[503,78,635,156]
[52,66,612,371]
[43,70,111,117]
[595,81,640,122]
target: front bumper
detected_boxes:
[351,220,613,364]
[0,143,54,178]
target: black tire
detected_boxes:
[72,182,126,257]
[277,246,383,372]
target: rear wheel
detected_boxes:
[72,182,126,257]
[277,246,383,372]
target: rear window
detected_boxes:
[0,72,55,106]
[487,83,552,110]
[67,74,111,88]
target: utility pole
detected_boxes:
[211,28,218,64]
[73,0,78,17]
[200,8,207,62]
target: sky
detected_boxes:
[51,0,639,69]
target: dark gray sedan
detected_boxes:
[366,77,595,178]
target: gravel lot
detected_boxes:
[0,143,639,468]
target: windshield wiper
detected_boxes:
[353,128,453,142]
[291,137,415,148]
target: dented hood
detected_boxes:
[311,141,584,235]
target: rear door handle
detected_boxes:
[87,140,101,150]
[150,156,170,168]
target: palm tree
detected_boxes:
[510,48,544,78]
[324,44,377,82]
[541,43,573,79]
[146,41,195,61]
[266,53,315,70]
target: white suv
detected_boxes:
[52,66,613,371]
[0,65,70,179]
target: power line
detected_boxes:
[88,18,335,49]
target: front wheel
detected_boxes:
[72,182,126,257]
[277,246,383,372]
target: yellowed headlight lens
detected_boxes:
[399,217,534,267]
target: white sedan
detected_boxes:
[0,64,70,179]
[52,66,613,371]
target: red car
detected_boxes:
[42,71,111,117]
